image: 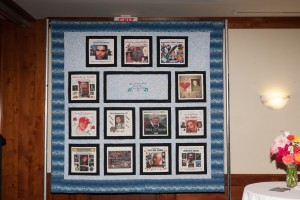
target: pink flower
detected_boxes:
[275,144,290,162]
[270,135,290,155]
[270,142,277,156]
[282,155,294,165]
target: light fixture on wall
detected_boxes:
[260,94,290,110]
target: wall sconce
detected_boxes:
[260,94,290,110]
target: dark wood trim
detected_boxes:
[227,17,300,28]
[48,17,300,28]
[48,17,113,21]
[0,0,35,26]
[230,174,287,186]
[0,20,2,132]
[141,17,300,28]
[0,20,2,200]
[1,0,35,21]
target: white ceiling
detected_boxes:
[12,0,300,19]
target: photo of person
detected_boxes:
[69,72,99,103]
[75,117,91,135]
[176,72,206,102]
[132,46,143,62]
[79,81,90,98]
[140,56,148,63]
[187,153,195,168]
[167,50,177,62]
[181,122,186,128]
[176,107,206,138]
[144,113,166,134]
[115,115,125,129]
[158,37,188,67]
[90,84,95,91]
[89,155,94,163]
[191,79,201,92]
[197,121,202,129]
[141,108,171,138]
[141,144,171,175]
[86,36,117,67]
[80,155,88,165]
[151,153,163,167]
[104,108,135,139]
[122,36,152,67]
[69,144,99,175]
[72,85,78,91]
[126,45,147,63]
[69,108,99,139]
[196,153,201,160]
[95,45,108,60]
[178,76,202,99]
[126,52,133,63]
[186,120,198,133]
[176,144,206,174]
[145,152,165,168]
[74,154,79,162]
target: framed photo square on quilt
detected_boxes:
[176,143,207,175]
[104,107,135,139]
[104,144,136,175]
[68,71,99,103]
[121,36,152,67]
[69,144,99,176]
[139,107,171,139]
[140,143,171,175]
[157,36,188,67]
[175,71,206,102]
[176,107,206,139]
[69,107,99,139]
[86,36,117,67]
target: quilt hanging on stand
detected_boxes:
[50,20,225,193]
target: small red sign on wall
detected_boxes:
[114,15,138,22]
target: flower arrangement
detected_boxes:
[270,131,300,165]
[270,131,300,188]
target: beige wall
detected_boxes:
[229,29,300,174]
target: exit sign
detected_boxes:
[114,16,138,22]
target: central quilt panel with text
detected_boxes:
[50,20,225,193]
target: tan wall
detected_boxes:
[229,29,300,174]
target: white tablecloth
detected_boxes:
[242,182,300,200]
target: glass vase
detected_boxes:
[286,164,298,188]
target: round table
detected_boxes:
[242,182,300,200]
